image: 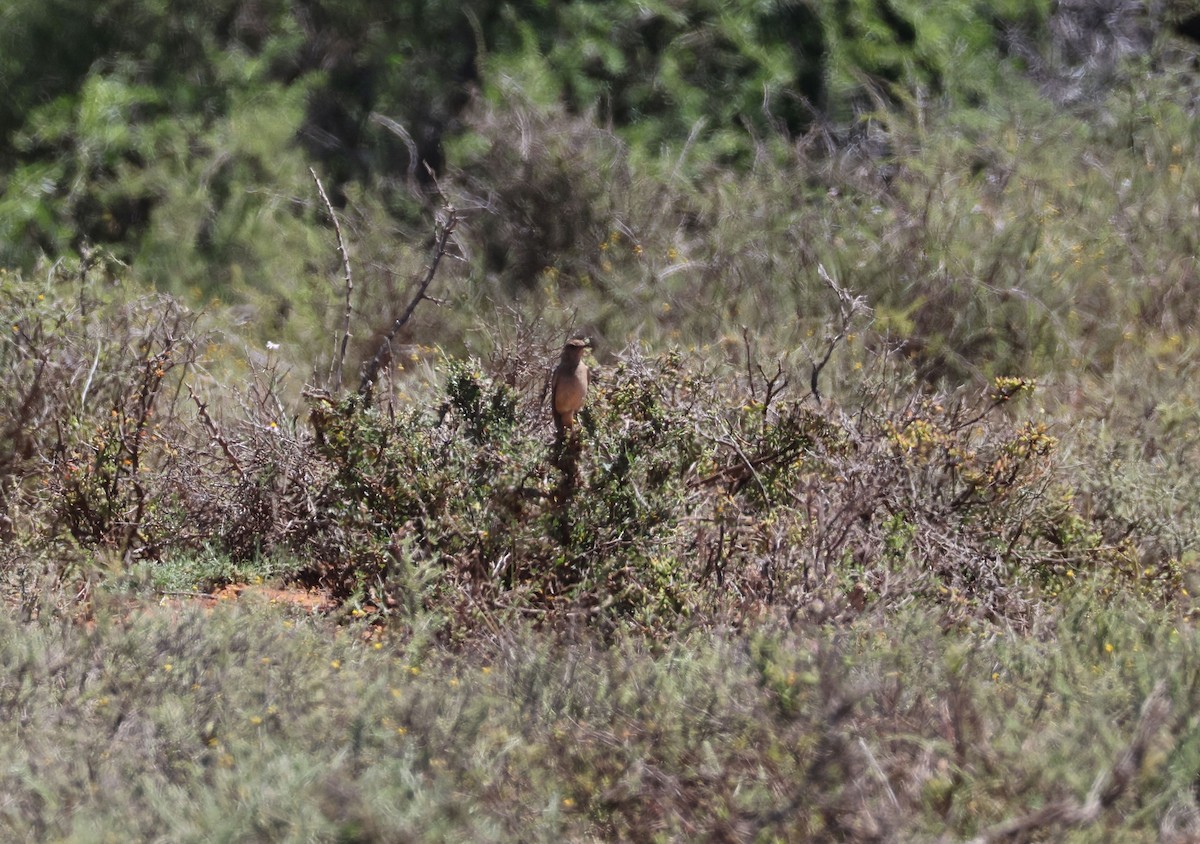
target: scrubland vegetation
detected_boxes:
[8,0,1200,840]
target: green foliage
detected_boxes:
[136,547,304,595]
[302,352,711,628]
[0,0,1170,392]
[822,0,1053,116]
[445,357,519,442]
[490,0,824,164]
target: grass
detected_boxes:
[1,586,1198,842]
[128,548,308,596]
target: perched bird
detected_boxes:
[551,338,591,439]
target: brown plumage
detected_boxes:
[551,338,591,439]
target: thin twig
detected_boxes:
[358,203,461,400]
[369,113,420,189]
[80,341,101,413]
[310,167,354,393]
[188,385,246,481]
[742,327,789,417]
[742,326,758,402]
[810,264,871,404]
[858,737,901,810]
[715,426,771,502]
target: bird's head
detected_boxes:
[562,337,591,363]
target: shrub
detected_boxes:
[0,263,1178,637]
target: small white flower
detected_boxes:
[266,341,280,351]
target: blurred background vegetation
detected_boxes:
[3,0,1200,385]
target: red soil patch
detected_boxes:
[157,582,337,614]
[74,582,339,632]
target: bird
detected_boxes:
[551,338,591,439]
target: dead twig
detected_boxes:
[310,168,354,393]
[358,202,462,401]
[189,385,246,481]
[741,327,789,419]
[810,264,871,405]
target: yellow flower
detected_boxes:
[330,659,342,670]
[1104,642,1114,654]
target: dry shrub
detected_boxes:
[228,343,1109,635]
[683,369,1108,631]
[1,267,200,559]
[0,269,1133,635]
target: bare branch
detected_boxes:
[810,264,871,405]
[189,385,246,482]
[741,327,789,417]
[309,168,354,393]
[358,204,462,401]
[369,112,420,189]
